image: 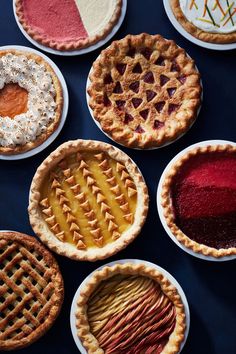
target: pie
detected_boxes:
[161,144,236,258]
[0,231,64,350]
[171,0,236,43]
[88,33,202,149]
[28,140,149,261]
[15,0,122,51]
[0,49,63,155]
[76,262,186,353]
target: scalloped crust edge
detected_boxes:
[28,139,149,261]
[161,144,236,258]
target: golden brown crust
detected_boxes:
[170,0,236,44]
[76,262,186,354]
[0,231,64,351]
[0,49,63,155]
[15,0,122,51]
[161,144,236,258]
[28,139,149,261]
[88,33,202,149]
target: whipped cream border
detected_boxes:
[0,53,57,147]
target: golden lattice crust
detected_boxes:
[170,0,236,44]
[76,262,186,354]
[0,49,63,155]
[88,33,202,149]
[15,0,122,51]
[161,144,236,258]
[28,139,149,261]
[0,231,64,351]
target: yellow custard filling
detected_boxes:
[39,151,137,250]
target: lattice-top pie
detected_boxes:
[88,33,202,149]
[29,140,149,261]
[161,144,236,258]
[76,262,186,353]
[0,231,64,351]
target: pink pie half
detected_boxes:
[161,144,236,258]
[15,0,122,51]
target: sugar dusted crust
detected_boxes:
[28,140,149,261]
[15,0,122,51]
[161,144,236,258]
[76,262,186,354]
[0,231,64,351]
[170,0,236,44]
[0,49,63,155]
[88,33,202,149]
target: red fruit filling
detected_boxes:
[153,120,164,130]
[113,82,123,94]
[155,56,165,66]
[103,93,111,107]
[178,75,187,84]
[129,81,140,93]
[141,47,152,60]
[135,125,145,133]
[132,98,143,108]
[170,60,180,72]
[167,88,176,98]
[140,109,149,120]
[160,75,170,86]
[116,100,125,109]
[116,63,127,75]
[143,71,154,84]
[168,104,179,114]
[124,113,134,124]
[146,90,157,102]
[171,151,236,249]
[127,47,136,58]
[132,63,142,73]
[104,74,113,84]
[155,101,165,113]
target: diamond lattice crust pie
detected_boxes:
[171,0,236,44]
[29,140,149,261]
[161,144,236,258]
[0,49,63,155]
[15,0,122,51]
[76,262,186,354]
[88,33,202,149]
[0,231,64,351]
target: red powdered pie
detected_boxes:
[161,145,236,258]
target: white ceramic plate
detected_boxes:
[13,0,127,56]
[157,139,236,261]
[163,0,236,50]
[70,258,190,354]
[0,45,69,160]
[86,49,203,150]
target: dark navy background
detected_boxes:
[0,1,236,353]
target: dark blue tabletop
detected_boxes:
[0,1,236,353]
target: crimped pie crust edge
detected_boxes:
[170,0,236,44]
[75,262,186,354]
[88,33,202,149]
[15,0,123,51]
[0,231,64,351]
[28,139,149,261]
[161,144,236,258]
[0,49,63,155]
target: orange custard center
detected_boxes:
[0,83,28,118]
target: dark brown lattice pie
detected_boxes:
[88,33,202,149]
[0,231,64,351]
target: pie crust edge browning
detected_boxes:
[170,0,236,44]
[15,0,123,51]
[88,33,202,149]
[161,144,236,258]
[0,49,63,155]
[28,139,149,261]
[75,263,186,354]
[0,231,64,351]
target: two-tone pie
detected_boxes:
[28,140,149,261]
[171,0,236,43]
[15,0,122,51]
[0,231,64,350]
[0,49,63,154]
[76,262,186,353]
[161,144,236,258]
[88,33,202,149]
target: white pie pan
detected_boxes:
[70,258,190,354]
[13,0,127,56]
[163,0,236,51]
[157,139,236,262]
[0,45,69,161]
[86,46,203,150]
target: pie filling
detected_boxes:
[20,0,117,44]
[87,274,176,353]
[171,151,236,249]
[180,0,236,34]
[39,151,137,250]
[0,83,28,118]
